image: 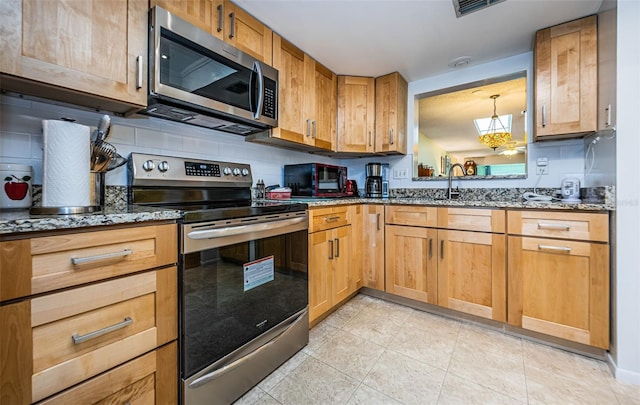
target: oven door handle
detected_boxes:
[188,310,307,389]
[187,217,306,240]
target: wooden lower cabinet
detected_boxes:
[385,224,437,304]
[438,230,506,322]
[308,225,352,323]
[0,266,177,404]
[360,205,385,291]
[0,223,178,404]
[507,236,609,348]
[37,342,177,405]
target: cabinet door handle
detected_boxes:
[428,238,433,259]
[328,239,334,260]
[229,12,235,39]
[368,131,372,147]
[389,128,394,145]
[217,4,224,32]
[376,213,381,231]
[72,317,133,344]
[71,249,133,265]
[541,104,547,128]
[306,119,311,137]
[334,238,340,258]
[136,55,143,89]
[538,245,572,253]
[606,104,612,127]
[440,240,444,260]
[324,216,340,222]
[537,223,571,231]
[312,120,317,139]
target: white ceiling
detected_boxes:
[234,0,603,82]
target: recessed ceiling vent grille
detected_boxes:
[453,0,506,18]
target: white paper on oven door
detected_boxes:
[244,255,275,291]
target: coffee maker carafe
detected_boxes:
[365,163,388,198]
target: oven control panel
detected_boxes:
[129,153,252,187]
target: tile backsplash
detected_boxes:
[0,94,334,187]
[1,93,601,193]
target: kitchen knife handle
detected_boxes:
[329,239,334,260]
[217,4,224,32]
[334,238,340,258]
[542,104,547,128]
[136,55,143,89]
[229,12,235,39]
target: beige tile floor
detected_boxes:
[235,294,640,405]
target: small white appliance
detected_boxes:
[561,177,581,203]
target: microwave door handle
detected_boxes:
[250,61,264,120]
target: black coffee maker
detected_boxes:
[365,163,383,198]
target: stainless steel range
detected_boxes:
[128,153,309,405]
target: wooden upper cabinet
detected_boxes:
[152,0,271,63]
[375,72,408,155]
[152,0,222,39]
[534,15,597,140]
[0,0,148,113]
[337,76,376,153]
[271,34,336,151]
[223,0,272,64]
[311,61,337,151]
[271,35,308,145]
[597,7,616,132]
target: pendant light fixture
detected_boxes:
[477,94,512,150]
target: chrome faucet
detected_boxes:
[448,163,466,199]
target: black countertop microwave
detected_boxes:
[144,6,278,135]
[284,163,349,197]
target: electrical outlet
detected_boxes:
[393,168,409,179]
[536,166,549,175]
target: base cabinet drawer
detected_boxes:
[38,342,177,405]
[0,266,177,404]
[507,236,609,348]
[0,224,178,301]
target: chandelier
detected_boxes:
[477,94,512,150]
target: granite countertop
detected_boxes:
[261,197,613,211]
[0,205,182,236]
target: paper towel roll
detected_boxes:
[42,120,91,207]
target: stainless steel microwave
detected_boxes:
[144,6,278,135]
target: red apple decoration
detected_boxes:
[4,175,30,200]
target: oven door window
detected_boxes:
[181,230,308,378]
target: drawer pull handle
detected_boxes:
[71,249,133,265]
[537,223,571,231]
[538,245,572,252]
[324,216,340,222]
[72,316,133,344]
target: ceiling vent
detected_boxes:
[453,0,506,18]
